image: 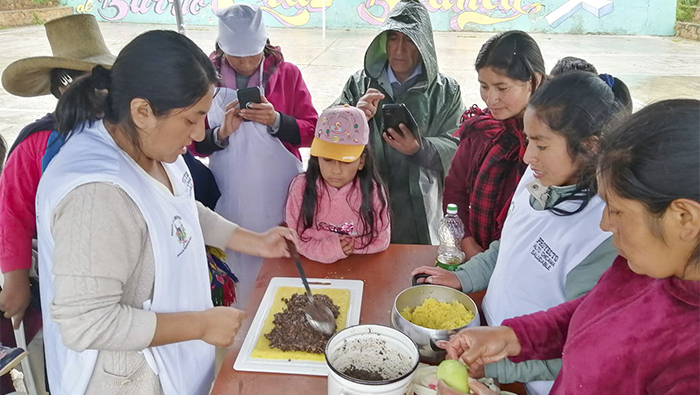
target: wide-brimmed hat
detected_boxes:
[310,106,370,163]
[2,14,116,97]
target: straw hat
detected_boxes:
[1,14,116,97]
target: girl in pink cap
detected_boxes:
[285,106,391,263]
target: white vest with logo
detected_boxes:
[481,167,610,395]
[36,121,214,395]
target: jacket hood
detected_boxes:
[364,0,438,86]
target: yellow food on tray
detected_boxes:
[252,286,350,361]
[401,298,474,330]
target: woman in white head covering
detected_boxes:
[189,4,318,308]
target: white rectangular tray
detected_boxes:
[233,277,364,376]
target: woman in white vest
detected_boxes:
[413,71,630,395]
[35,31,297,395]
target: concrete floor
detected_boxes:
[1,23,700,148]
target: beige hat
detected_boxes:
[1,14,116,97]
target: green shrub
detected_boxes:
[677,0,699,22]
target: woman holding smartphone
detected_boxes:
[189,4,318,308]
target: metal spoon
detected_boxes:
[285,240,337,336]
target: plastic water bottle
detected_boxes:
[435,203,466,271]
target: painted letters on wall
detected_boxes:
[64,0,674,35]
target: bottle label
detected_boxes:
[435,256,463,271]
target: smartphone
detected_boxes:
[237,86,262,110]
[381,103,418,138]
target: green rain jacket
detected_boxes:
[332,0,464,244]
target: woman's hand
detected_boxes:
[339,235,355,256]
[356,88,385,120]
[226,226,298,258]
[410,266,462,290]
[239,95,277,126]
[383,124,420,156]
[436,326,522,367]
[0,269,31,329]
[461,236,485,261]
[219,99,243,140]
[199,307,246,347]
[258,227,298,258]
[437,379,498,395]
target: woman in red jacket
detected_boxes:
[438,99,700,395]
[442,31,545,261]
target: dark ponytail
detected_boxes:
[0,133,6,173]
[598,99,700,215]
[598,99,700,263]
[599,73,632,116]
[55,66,109,136]
[528,71,628,216]
[475,30,546,91]
[56,30,218,149]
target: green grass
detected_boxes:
[31,11,43,24]
[32,0,53,6]
[677,0,699,22]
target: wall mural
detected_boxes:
[64,0,673,35]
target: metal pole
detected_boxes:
[172,0,186,35]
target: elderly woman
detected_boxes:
[437,99,700,395]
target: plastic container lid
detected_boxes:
[446,203,458,215]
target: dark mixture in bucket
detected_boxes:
[266,293,340,353]
[342,365,386,381]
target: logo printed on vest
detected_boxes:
[171,216,192,257]
[182,172,193,198]
[531,237,559,271]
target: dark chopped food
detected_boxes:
[342,365,386,381]
[265,293,340,354]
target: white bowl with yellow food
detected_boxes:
[391,284,480,363]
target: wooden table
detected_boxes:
[211,244,525,395]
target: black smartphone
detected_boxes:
[381,103,418,138]
[237,86,262,110]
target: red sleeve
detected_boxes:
[0,131,50,273]
[288,65,318,148]
[503,295,586,362]
[442,136,474,239]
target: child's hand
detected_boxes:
[339,235,355,256]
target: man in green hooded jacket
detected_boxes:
[333,0,464,245]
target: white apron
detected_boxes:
[207,88,302,308]
[36,121,214,395]
[481,167,610,395]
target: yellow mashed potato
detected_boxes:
[400,298,474,330]
[252,286,350,361]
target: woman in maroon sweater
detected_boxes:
[443,31,545,260]
[438,99,700,395]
